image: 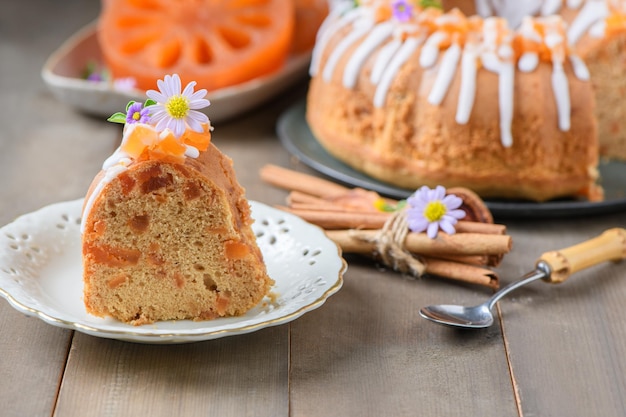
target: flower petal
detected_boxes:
[186,116,204,133]
[427,222,439,239]
[169,74,182,95]
[433,185,446,200]
[189,98,210,110]
[172,118,186,138]
[154,115,170,132]
[439,220,456,235]
[157,77,171,97]
[448,208,466,220]
[408,217,428,233]
[188,109,209,123]
[146,90,167,103]
[442,194,463,209]
[182,80,197,98]
[189,89,208,102]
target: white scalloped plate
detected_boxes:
[0,199,345,344]
[41,22,311,122]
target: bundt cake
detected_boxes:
[81,74,273,325]
[306,0,625,202]
[444,0,626,159]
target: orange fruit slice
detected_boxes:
[291,0,329,54]
[98,0,295,91]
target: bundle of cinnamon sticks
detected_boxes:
[260,164,512,289]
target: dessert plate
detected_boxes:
[0,199,345,344]
[41,22,311,123]
[278,101,626,218]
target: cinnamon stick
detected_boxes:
[424,253,503,268]
[287,191,334,206]
[421,257,499,288]
[279,207,390,230]
[260,164,348,198]
[325,229,511,257]
[283,207,506,235]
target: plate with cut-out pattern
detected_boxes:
[0,199,345,343]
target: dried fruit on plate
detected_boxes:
[291,0,329,54]
[98,0,295,91]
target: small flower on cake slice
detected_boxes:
[147,74,210,138]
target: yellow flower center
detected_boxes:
[166,95,190,119]
[132,111,141,121]
[423,201,447,222]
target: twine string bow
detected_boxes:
[349,208,426,277]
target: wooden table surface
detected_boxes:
[1,2,625,416]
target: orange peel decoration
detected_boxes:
[181,123,212,152]
[120,122,212,163]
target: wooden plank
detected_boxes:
[290,257,519,417]
[0,1,103,416]
[55,326,289,417]
[497,216,626,417]
[0,306,72,417]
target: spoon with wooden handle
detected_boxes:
[419,228,626,328]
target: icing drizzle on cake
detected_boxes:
[310,0,624,147]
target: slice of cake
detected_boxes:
[81,74,273,325]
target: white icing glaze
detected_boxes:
[567,0,610,44]
[518,52,540,72]
[343,21,394,88]
[428,43,462,105]
[456,47,478,124]
[322,18,374,82]
[569,54,591,80]
[567,0,586,8]
[589,19,607,37]
[420,31,447,68]
[373,36,421,108]
[498,62,515,148]
[480,51,502,73]
[310,2,360,76]
[541,0,563,16]
[552,60,571,131]
[474,0,620,45]
[185,145,200,158]
[370,39,402,84]
[80,161,130,234]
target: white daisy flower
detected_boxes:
[146,74,210,138]
[406,185,466,239]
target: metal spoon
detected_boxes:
[420,228,626,328]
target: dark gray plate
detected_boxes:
[277,101,626,219]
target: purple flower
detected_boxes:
[406,185,466,239]
[86,72,104,82]
[125,102,151,124]
[392,0,414,23]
